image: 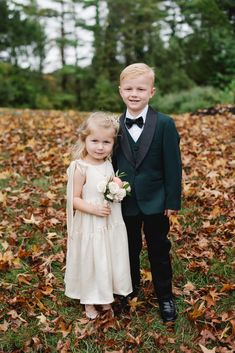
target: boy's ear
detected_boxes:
[151,86,156,97]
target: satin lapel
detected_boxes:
[136,106,157,169]
[119,113,135,167]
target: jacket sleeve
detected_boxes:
[163,118,182,210]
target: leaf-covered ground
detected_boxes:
[0,106,234,353]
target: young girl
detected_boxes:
[65,112,132,319]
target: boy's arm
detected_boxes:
[163,118,182,211]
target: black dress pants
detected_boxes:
[123,213,173,300]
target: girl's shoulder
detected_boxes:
[68,159,88,176]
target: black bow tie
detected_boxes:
[125,116,144,129]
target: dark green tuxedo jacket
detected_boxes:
[113,106,182,216]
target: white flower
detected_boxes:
[97,180,107,193]
[108,181,119,194]
[115,188,126,201]
[106,193,114,200]
[123,181,131,193]
[97,173,130,203]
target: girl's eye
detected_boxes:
[104,141,111,144]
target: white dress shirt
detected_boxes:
[125,105,149,142]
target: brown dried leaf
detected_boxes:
[199,344,216,353]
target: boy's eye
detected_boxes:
[104,141,111,144]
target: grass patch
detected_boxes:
[32,177,51,191]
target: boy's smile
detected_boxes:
[119,74,155,117]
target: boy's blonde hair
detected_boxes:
[71,112,119,160]
[120,63,155,85]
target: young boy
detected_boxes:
[113,63,182,322]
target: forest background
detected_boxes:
[0,0,235,114]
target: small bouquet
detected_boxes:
[97,171,131,202]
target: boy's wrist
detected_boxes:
[164,209,178,217]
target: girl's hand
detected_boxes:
[93,203,111,217]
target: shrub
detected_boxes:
[152,86,234,114]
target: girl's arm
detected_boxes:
[73,168,111,217]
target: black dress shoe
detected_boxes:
[114,289,139,314]
[158,298,177,322]
[127,288,139,300]
[113,295,129,314]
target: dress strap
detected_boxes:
[74,159,87,176]
[66,162,75,239]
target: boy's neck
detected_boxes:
[126,105,149,119]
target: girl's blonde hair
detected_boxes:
[71,112,119,160]
[120,63,155,85]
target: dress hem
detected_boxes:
[65,290,132,304]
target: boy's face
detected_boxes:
[119,74,155,117]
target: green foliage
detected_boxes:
[90,75,121,111]
[0,0,234,110]
[0,63,52,108]
[152,86,234,114]
[175,0,235,88]
[0,0,46,68]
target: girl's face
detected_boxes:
[84,126,115,164]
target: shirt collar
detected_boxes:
[126,105,148,123]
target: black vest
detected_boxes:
[126,131,142,164]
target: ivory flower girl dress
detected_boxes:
[65,159,132,304]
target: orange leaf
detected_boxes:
[126,332,142,345]
[54,316,72,338]
[0,191,7,205]
[17,273,32,285]
[128,297,145,312]
[140,268,152,282]
[221,283,235,292]
[183,281,196,294]
[188,302,205,321]
[0,320,9,332]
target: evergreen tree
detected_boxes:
[0,0,46,70]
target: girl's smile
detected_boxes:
[84,127,115,164]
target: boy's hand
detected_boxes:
[164,209,178,217]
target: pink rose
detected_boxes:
[112,176,123,188]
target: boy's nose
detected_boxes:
[130,90,138,96]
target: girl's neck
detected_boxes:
[83,156,106,165]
